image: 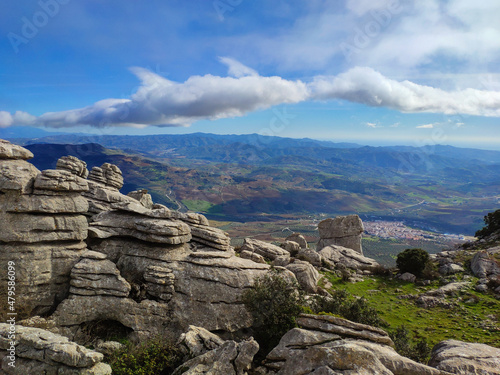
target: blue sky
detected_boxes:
[1,0,500,149]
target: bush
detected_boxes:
[396,248,430,277]
[108,337,183,375]
[310,290,386,328]
[242,269,305,355]
[475,209,500,239]
[390,325,431,364]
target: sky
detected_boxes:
[1,0,500,149]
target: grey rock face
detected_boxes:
[285,260,320,293]
[89,210,192,244]
[319,245,379,271]
[34,169,89,192]
[89,163,123,190]
[0,139,33,160]
[281,240,301,254]
[439,263,465,275]
[240,238,290,261]
[56,155,89,178]
[264,314,448,375]
[285,233,308,249]
[240,250,267,264]
[127,189,154,209]
[143,265,175,302]
[173,338,259,375]
[297,248,323,267]
[429,340,500,375]
[0,159,39,193]
[471,248,500,290]
[69,252,131,297]
[0,143,90,315]
[317,215,364,254]
[177,325,225,359]
[0,323,111,374]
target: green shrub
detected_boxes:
[475,209,500,239]
[390,325,431,364]
[242,269,305,355]
[396,248,430,277]
[310,290,386,328]
[108,337,183,375]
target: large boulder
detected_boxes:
[318,245,379,271]
[317,215,364,254]
[173,338,259,375]
[263,314,447,375]
[285,260,320,293]
[429,340,500,375]
[177,325,225,360]
[285,233,308,249]
[0,324,111,374]
[240,238,290,261]
[471,248,500,290]
[0,139,33,160]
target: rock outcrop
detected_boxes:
[263,314,450,375]
[0,140,89,314]
[471,248,500,292]
[429,340,500,375]
[318,244,379,271]
[317,215,364,254]
[0,323,111,374]
[173,337,259,375]
[285,233,308,249]
[240,238,290,261]
[285,260,320,293]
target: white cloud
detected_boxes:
[0,111,36,128]
[416,124,434,129]
[309,67,500,117]
[3,63,500,129]
[366,122,378,128]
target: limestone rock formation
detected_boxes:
[0,141,89,314]
[471,248,500,292]
[285,233,308,249]
[263,314,449,375]
[56,155,89,178]
[177,325,225,360]
[240,238,290,261]
[317,215,364,254]
[0,139,34,160]
[127,189,153,209]
[173,338,259,375]
[69,251,131,297]
[285,260,320,293]
[0,323,111,374]
[429,340,500,375]
[318,245,379,271]
[240,250,266,264]
[281,240,301,254]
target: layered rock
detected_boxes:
[177,325,225,360]
[317,215,364,254]
[429,340,500,375]
[173,338,259,375]
[0,323,111,374]
[127,189,153,209]
[69,251,131,297]
[240,238,290,261]
[0,141,89,314]
[53,250,270,340]
[263,314,449,375]
[319,245,379,271]
[56,155,89,178]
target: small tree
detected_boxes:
[242,269,304,355]
[396,248,430,277]
[475,209,500,239]
[390,325,431,364]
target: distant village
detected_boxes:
[363,220,469,242]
